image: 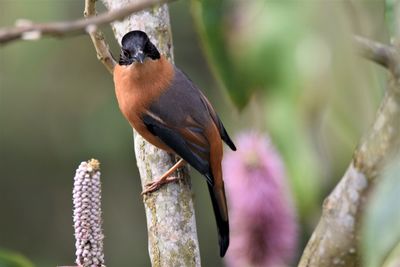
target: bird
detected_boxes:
[113,30,236,257]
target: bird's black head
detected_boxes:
[119,30,160,65]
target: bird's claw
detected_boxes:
[141,176,179,195]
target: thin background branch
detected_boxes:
[84,0,117,73]
[0,0,173,46]
[354,35,399,70]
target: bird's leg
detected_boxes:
[141,158,186,195]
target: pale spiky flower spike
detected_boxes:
[73,159,105,267]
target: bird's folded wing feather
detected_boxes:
[140,67,235,185]
[197,92,236,151]
[142,112,213,185]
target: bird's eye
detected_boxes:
[144,41,151,52]
[123,50,130,58]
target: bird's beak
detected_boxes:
[133,50,145,64]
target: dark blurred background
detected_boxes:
[0,0,392,267]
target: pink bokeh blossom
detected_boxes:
[223,132,297,267]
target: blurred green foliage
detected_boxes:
[192,0,385,226]
[361,158,400,267]
[0,250,34,267]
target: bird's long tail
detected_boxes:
[207,183,229,257]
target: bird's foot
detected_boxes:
[141,176,180,195]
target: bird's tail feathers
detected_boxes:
[207,183,229,257]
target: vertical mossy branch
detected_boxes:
[298,38,400,267]
[85,1,201,266]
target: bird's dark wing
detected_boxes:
[198,93,236,151]
[142,112,214,185]
[141,68,223,183]
[141,67,235,183]
[152,67,235,149]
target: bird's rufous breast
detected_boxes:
[113,56,174,151]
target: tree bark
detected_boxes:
[100,1,201,266]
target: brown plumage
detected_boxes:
[113,30,236,257]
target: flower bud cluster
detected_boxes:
[73,159,105,267]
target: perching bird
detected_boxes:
[113,30,236,257]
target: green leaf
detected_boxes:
[191,0,250,108]
[361,158,400,267]
[0,250,35,267]
[191,0,308,109]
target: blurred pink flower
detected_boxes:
[223,132,297,267]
